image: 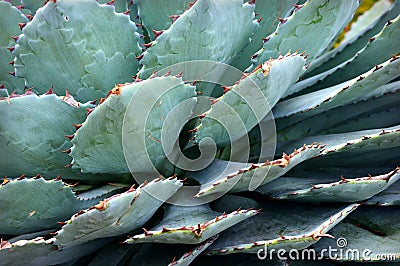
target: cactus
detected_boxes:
[0,0,399,264]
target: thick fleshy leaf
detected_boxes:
[75,183,128,200]
[207,195,358,255]
[290,146,400,181]
[128,241,219,266]
[5,229,54,243]
[321,105,400,136]
[0,88,9,98]
[305,163,398,177]
[367,179,400,206]
[274,55,400,124]
[13,0,141,102]
[277,128,400,176]
[0,1,27,90]
[21,0,45,14]
[258,167,400,202]
[0,177,124,235]
[231,0,298,70]
[276,82,400,140]
[190,144,324,197]
[195,54,306,148]
[169,236,218,266]
[286,13,400,97]
[0,92,94,179]
[309,15,400,90]
[71,76,196,174]
[135,0,192,40]
[55,177,182,248]
[125,205,258,244]
[342,0,392,44]
[0,236,109,266]
[282,59,348,98]
[306,0,399,75]
[277,125,400,157]
[312,206,400,262]
[250,0,359,69]
[138,0,257,78]
[98,0,128,13]
[87,240,140,266]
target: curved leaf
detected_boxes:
[0,92,95,179]
[309,15,400,90]
[307,0,399,75]
[190,144,324,197]
[98,0,128,13]
[195,54,306,148]
[0,1,27,90]
[55,177,182,248]
[231,0,297,70]
[86,240,139,266]
[13,0,141,101]
[0,177,124,235]
[138,0,257,78]
[277,125,400,156]
[312,206,400,262]
[258,167,400,203]
[71,76,196,174]
[274,55,400,123]
[207,195,358,255]
[250,0,359,69]
[135,0,192,40]
[367,179,400,206]
[169,236,218,266]
[343,0,392,44]
[128,241,218,266]
[0,236,109,266]
[125,205,257,244]
[276,82,400,140]
[21,0,45,14]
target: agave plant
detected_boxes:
[1,0,399,264]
